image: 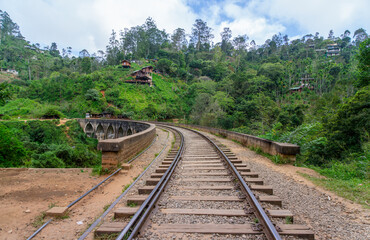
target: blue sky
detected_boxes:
[0,0,369,54]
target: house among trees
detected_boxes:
[121,60,131,68]
[289,74,315,93]
[327,43,340,56]
[126,66,154,86]
[289,86,303,93]
[0,68,19,75]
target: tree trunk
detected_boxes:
[28,59,31,81]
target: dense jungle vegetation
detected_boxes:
[0,10,368,204]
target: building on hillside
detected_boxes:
[126,66,154,86]
[121,60,131,68]
[289,74,315,93]
[0,68,19,75]
[289,86,303,93]
[327,43,340,56]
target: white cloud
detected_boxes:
[0,0,197,53]
[0,0,368,54]
[199,0,286,44]
[257,0,370,37]
[196,0,369,45]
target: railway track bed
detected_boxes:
[91,125,314,240]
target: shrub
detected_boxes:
[85,89,100,101]
[42,108,63,119]
[31,151,65,168]
[1,114,11,120]
[0,124,27,167]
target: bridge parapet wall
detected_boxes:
[156,122,299,162]
[78,119,156,169]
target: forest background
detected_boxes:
[0,11,368,206]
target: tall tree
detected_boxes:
[49,42,60,57]
[353,28,368,46]
[190,19,214,51]
[141,17,168,58]
[272,33,283,47]
[220,27,233,55]
[356,38,370,88]
[79,49,90,58]
[106,29,121,65]
[0,10,22,41]
[328,29,334,40]
[171,28,187,51]
[233,35,248,53]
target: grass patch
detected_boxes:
[249,146,290,164]
[123,183,131,192]
[48,202,57,209]
[299,172,370,209]
[231,139,242,145]
[103,204,111,212]
[213,132,227,139]
[32,212,46,228]
[92,166,112,176]
[55,212,70,220]
[285,216,293,224]
[127,202,137,207]
[95,233,119,240]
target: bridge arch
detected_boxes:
[106,125,115,139]
[78,119,152,141]
[96,124,105,140]
[117,127,124,138]
[85,122,94,137]
[127,128,133,136]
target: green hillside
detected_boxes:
[0,10,368,205]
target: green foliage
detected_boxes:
[0,120,100,168]
[300,172,369,208]
[277,104,306,129]
[31,151,66,168]
[85,89,100,101]
[318,87,369,161]
[356,38,370,88]
[0,82,11,106]
[37,106,63,119]
[0,12,368,204]
[0,98,62,119]
[0,123,27,167]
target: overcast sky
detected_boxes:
[1,0,369,55]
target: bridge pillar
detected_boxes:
[77,119,156,169]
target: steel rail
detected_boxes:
[68,168,121,208]
[115,126,184,240]
[78,128,170,240]
[185,126,282,240]
[26,219,52,240]
[26,132,160,240]
[27,168,122,240]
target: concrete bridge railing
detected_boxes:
[156,122,300,162]
[78,119,156,169]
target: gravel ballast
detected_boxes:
[202,131,370,240]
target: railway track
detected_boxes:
[88,125,314,240]
[26,129,165,240]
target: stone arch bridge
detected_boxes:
[77,119,150,140]
[78,118,148,140]
[77,119,156,169]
